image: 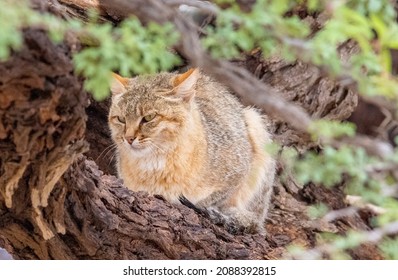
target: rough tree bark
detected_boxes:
[0,0,383,259]
[0,27,88,258]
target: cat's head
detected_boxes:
[108,68,199,157]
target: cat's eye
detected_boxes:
[116,116,125,124]
[143,114,156,122]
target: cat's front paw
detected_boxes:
[179,196,264,235]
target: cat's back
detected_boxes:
[195,75,243,116]
[194,75,247,140]
[194,75,252,182]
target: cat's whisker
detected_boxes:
[144,141,166,157]
[148,145,158,156]
[149,141,186,163]
[99,144,118,161]
[146,141,166,154]
[97,144,118,169]
[107,149,118,168]
[96,143,118,161]
[149,142,165,154]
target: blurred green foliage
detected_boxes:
[0,0,180,100]
[73,18,180,100]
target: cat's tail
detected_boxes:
[179,195,259,234]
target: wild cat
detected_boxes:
[108,68,275,234]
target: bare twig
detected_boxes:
[321,206,360,223]
[345,195,386,215]
[58,0,99,9]
[165,0,219,15]
[335,135,393,157]
[319,195,386,226]
[289,221,398,259]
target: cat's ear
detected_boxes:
[110,73,129,96]
[172,68,199,102]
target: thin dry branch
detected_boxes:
[289,221,398,259]
[165,0,219,15]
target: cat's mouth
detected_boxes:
[124,139,151,153]
[130,142,147,150]
[123,138,163,155]
[126,143,151,156]
[131,145,147,151]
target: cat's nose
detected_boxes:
[125,136,136,145]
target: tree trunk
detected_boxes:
[0,27,88,258]
[0,0,383,259]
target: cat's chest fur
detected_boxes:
[118,146,212,204]
[137,156,166,171]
